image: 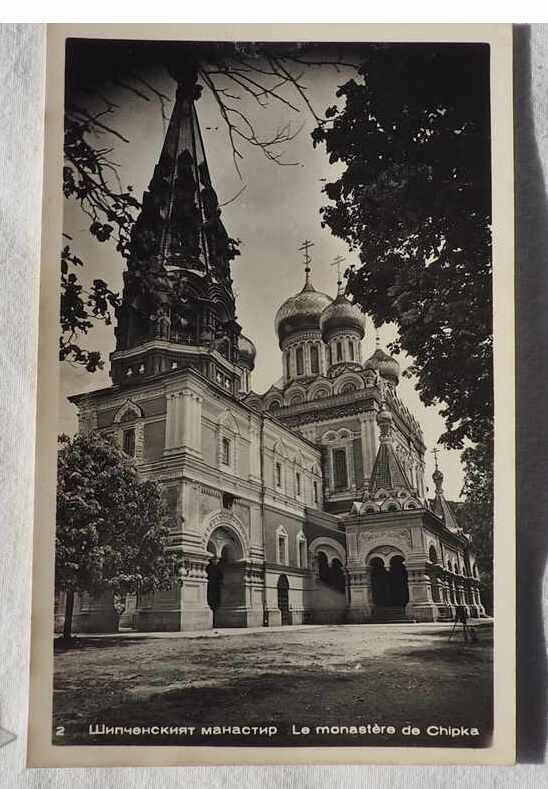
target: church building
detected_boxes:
[65,76,485,634]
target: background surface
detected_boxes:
[0,22,546,787]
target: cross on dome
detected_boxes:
[298,239,315,286]
[331,254,346,294]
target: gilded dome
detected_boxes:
[320,292,366,341]
[364,347,400,386]
[275,278,332,346]
[238,333,256,370]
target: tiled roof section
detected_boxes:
[433,492,461,532]
[370,441,412,494]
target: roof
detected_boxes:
[369,440,412,493]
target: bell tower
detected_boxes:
[111,72,243,394]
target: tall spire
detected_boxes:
[112,74,242,385]
[129,78,236,282]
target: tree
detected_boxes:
[55,432,172,639]
[312,43,492,451]
[456,439,494,613]
[61,39,356,371]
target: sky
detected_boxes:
[61,48,467,500]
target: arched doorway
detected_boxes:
[368,551,410,616]
[330,558,346,593]
[317,551,330,583]
[388,555,409,607]
[277,574,290,625]
[206,526,246,627]
[369,557,390,606]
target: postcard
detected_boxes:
[28,23,515,766]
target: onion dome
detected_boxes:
[364,347,400,386]
[275,275,332,346]
[320,292,366,341]
[237,334,256,371]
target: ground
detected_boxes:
[53,622,493,749]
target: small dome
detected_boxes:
[275,278,332,346]
[364,347,400,386]
[238,334,256,370]
[320,292,365,341]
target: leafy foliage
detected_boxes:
[456,440,494,613]
[313,44,492,450]
[56,432,172,635]
[60,40,357,370]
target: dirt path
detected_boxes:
[53,623,493,749]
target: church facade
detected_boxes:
[64,77,485,634]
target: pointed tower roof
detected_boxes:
[129,79,235,281]
[431,453,460,532]
[369,405,412,494]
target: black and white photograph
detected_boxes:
[27,24,515,766]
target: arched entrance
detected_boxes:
[370,557,390,606]
[388,555,409,607]
[206,526,246,627]
[277,574,290,626]
[368,551,409,618]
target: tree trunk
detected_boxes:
[63,590,75,640]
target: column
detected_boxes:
[248,420,261,481]
[346,563,374,623]
[304,342,311,376]
[360,409,378,479]
[406,559,438,622]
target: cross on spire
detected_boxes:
[298,239,315,286]
[432,447,440,470]
[331,254,346,293]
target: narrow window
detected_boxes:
[123,428,135,457]
[296,472,301,497]
[222,437,231,466]
[285,353,291,380]
[327,346,332,367]
[336,342,343,362]
[296,347,304,376]
[310,344,319,374]
[348,340,355,361]
[333,448,348,489]
[298,540,306,568]
[313,480,318,504]
[278,534,287,565]
[276,462,282,488]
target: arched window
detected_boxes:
[297,532,307,568]
[122,428,135,457]
[277,527,288,566]
[340,382,357,394]
[332,448,348,490]
[429,545,438,565]
[268,400,281,413]
[285,353,291,380]
[289,393,303,406]
[348,339,355,361]
[296,347,304,376]
[310,344,319,374]
[336,341,343,362]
